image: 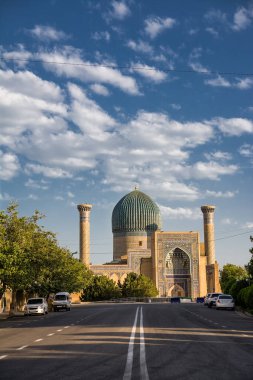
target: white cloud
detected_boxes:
[159,205,202,219]
[204,151,232,161]
[38,46,139,95]
[68,83,116,141]
[28,194,38,200]
[126,40,153,54]
[206,27,219,38]
[130,63,167,83]
[0,150,20,180]
[90,83,110,96]
[243,222,253,229]
[175,161,238,181]
[188,48,209,74]
[0,69,64,101]
[221,218,238,225]
[0,192,12,201]
[204,10,228,25]
[110,1,130,20]
[29,25,69,41]
[238,144,253,158]
[170,103,181,110]
[205,190,236,198]
[235,77,253,89]
[205,75,253,89]
[212,117,253,136]
[25,164,72,178]
[55,196,64,201]
[205,75,231,88]
[232,7,253,31]
[0,44,32,68]
[92,31,110,41]
[144,16,176,39]
[25,178,49,190]
[67,191,74,198]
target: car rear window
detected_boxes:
[219,295,232,299]
[55,295,67,300]
[27,298,43,304]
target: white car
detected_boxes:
[215,294,235,310]
[207,293,223,308]
[24,297,48,316]
[204,293,211,306]
[52,292,71,312]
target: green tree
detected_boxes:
[220,264,248,293]
[0,203,93,309]
[80,274,120,301]
[246,236,253,280]
[122,272,158,297]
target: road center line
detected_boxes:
[123,306,139,380]
[140,307,149,380]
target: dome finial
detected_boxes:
[134,185,139,191]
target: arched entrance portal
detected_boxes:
[165,247,191,297]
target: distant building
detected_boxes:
[77,188,220,297]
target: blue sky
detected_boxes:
[0,0,253,268]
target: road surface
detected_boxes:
[0,302,252,379]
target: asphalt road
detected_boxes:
[0,302,252,380]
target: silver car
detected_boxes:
[215,294,235,310]
[207,292,223,308]
[204,293,211,306]
[24,297,48,316]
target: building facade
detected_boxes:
[77,188,221,298]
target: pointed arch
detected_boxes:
[165,247,191,275]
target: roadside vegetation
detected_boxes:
[0,203,159,309]
[0,203,92,310]
[220,236,253,314]
[80,272,158,301]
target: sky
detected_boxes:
[0,0,253,269]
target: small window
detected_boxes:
[139,241,142,246]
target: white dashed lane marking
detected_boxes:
[47,333,55,336]
[0,355,8,360]
[17,345,28,351]
[34,338,43,342]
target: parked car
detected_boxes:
[24,297,48,316]
[52,292,71,312]
[207,293,223,308]
[204,293,211,306]
[215,294,235,310]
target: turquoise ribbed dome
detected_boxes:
[112,189,162,233]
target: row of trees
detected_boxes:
[0,204,158,308]
[0,203,92,302]
[220,236,253,312]
[80,272,158,301]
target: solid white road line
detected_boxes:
[16,345,28,351]
[123,307,139,380]
[140,307,149,380]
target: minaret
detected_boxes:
[201,205,216,265]
[77,204,92,267]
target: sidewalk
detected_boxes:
[0,311,24,320]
